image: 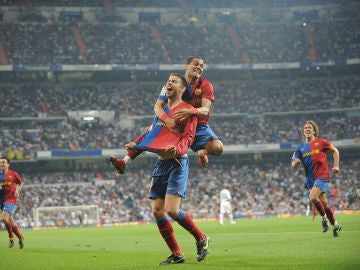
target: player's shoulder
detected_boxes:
[8,169,21,177]
[315,137,331,145]
[198,77,213,88]
[296,141,307,148]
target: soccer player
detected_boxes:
[219,185,236,225]
[291,120,342,237]
[111,56,223,174]
[122,73,210,265]
[0,157,25,248]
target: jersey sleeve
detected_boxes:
[13,171,23,185]
[321,139,332,151]
[202,80,215,102]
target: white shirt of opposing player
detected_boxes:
[220,188,232,214]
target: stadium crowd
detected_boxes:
[1,0,345,8]
[1,77,359,153]
[13,158,360,228]
[1,78,359,118]
[0,2,359,65]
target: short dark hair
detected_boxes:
[0,156,10,164]
[186,56,203,65]
[170,73,188,88]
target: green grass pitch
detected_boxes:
[1,215,359,270]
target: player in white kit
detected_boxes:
[219,187,236,225]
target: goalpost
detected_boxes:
[34,205,99,228]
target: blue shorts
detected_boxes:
[308,178,329,193]
[190,124,219,152]
[149,157,189,199]
[2,203,16,216]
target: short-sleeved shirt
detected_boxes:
[291,137,334,190]
[135,101,197,155]
[1,169,22,204]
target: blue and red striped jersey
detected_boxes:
[135,101,197,155]
[292,137,334,183]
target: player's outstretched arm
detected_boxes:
[173,97,211,121]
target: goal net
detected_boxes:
[34,205,99,228]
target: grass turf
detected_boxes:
[0,214,359,270]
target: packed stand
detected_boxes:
[1,77,359,154]
[1,78,359,117]
[14,158,360,228]
[0,8,358,64]
[0,0,345,8]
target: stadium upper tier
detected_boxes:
[0,0,350,8]
[0,2,358,65]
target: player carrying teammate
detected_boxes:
[111,56,223,174]
[121,73,210,264]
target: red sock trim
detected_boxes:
[4,221,14,238]
[325,207,335,225]
[12,223,23,240]
[314,200,326,216]
[157,218,182,256]
[176,213,204,242]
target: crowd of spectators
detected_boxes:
[1,76,359,153]
[14,158,360,228]
[0,3,359,65]
[0,0,345,8]
[1,78,359,118]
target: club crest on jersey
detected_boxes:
[194,88,202,95]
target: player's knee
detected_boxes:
[309,197,319,204]
[152,207,165,218]
[1,215,10,223]
[207,140,223,156]
[164,208,178,220]
[214,144,224,155]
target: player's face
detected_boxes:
[0,159,8,172]
[303,123,316,139]
[165,75,184,99]
[185,58,204,79]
